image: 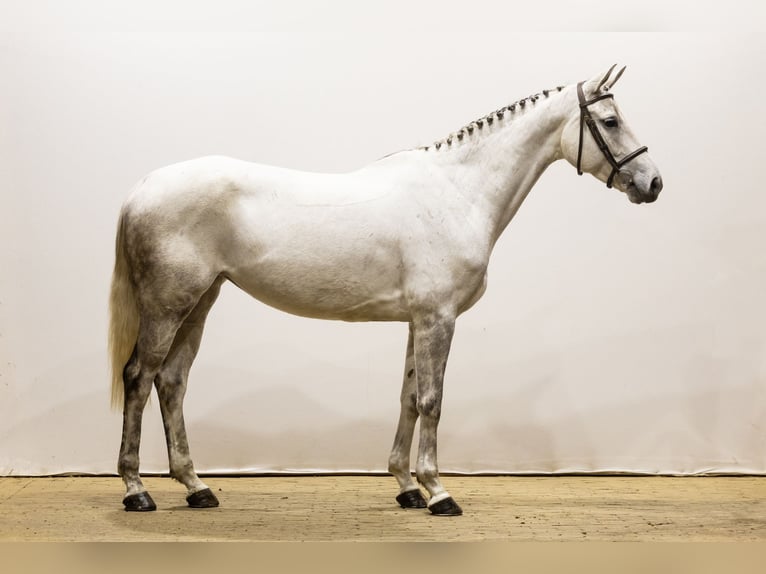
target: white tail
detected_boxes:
[108,216,139,410]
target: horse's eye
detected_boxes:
[603,117,619,129]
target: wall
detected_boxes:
[1,1,764,475]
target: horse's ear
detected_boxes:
[608,65,627,89]
[584,64,627,95]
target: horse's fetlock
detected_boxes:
[416,466,439,486]
[169,461,194,480]
[118,455,139,477]
[388,455,407,475]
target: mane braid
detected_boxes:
[421,85,565,152]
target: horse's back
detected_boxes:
[123,156,316,214]
[122,154,412,217]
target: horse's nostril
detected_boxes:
[650,176,663,195]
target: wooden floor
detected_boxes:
[0,475,763,542]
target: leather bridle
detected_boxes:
[576,81,648,188]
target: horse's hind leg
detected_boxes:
[119,312,189,511]
[387,326,428,509]
[118,259,219,511]
[153,276,224,508]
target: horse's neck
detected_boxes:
[433,88,572,245]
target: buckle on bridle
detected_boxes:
[575,81,648,188]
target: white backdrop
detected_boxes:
[1,1,764,476]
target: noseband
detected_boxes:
[576,81,648,188]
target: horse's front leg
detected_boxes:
[388,326,428,509]
[412,310,463,516]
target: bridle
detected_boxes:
[576,81,648,188]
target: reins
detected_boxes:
[576,81,648,188]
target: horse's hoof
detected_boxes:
[396,489,428,509]
[186,488,220,508]
[123,491,157,512]
[428,496,463,516]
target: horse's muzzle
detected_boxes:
[641,176,663,203]
[626,174,663,204]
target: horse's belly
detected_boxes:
[225,253,410,322]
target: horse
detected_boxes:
[108,65,663,516]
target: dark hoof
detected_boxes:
[396,489,428,509]
[186,488,219,508]
[428,496,463,516]
[123,491,157,512]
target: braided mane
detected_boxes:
[422,86,566,152]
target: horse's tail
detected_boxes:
[108,213,139,410]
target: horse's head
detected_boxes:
[561,65,663,204]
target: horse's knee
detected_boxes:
[416,394,441,419]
